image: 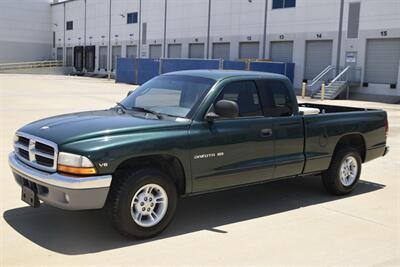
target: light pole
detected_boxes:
[108,0,112,79]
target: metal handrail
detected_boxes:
[310,65,332,84]
[308,65,335,96]
[327,65,351,86]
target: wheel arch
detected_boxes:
[114,154,187,195]
[333,133,366,163]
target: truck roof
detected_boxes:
[163,69,287,81]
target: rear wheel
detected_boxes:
[322,146,362,195]
[108,168,177,239]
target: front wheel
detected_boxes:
[322,146,362,195]
[108,168,177,239]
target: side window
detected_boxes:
[258,80,293,117]
[215,81,262,117]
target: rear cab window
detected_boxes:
[257,79,294,117]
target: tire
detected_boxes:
[107,168,177,239]
[322,146,362,195]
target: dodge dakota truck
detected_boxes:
[9,70,389,239]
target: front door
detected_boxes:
[190,80,275,192]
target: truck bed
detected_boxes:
[298,103,377,114]
[298,102,387,175]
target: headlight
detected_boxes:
[57,152,97,175]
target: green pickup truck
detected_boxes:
[9,70,389,238]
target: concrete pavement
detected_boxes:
[0,74,399,266]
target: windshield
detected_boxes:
[120,75,216,118]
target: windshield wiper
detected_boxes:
[115,102,128,113]
[131,106,162,119]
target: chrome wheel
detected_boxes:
[339,155,358,186]
[130,183,168,227]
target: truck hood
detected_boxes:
[17,109,190,145]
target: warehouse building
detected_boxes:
[1,0,399,101]
[0,0,52,63]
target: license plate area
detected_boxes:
[21,185,40,208]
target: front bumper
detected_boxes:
[9,152,112,210]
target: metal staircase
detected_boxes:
[310,66,352,100]
[312,81,349,99]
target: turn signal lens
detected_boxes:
[57,164,97,175]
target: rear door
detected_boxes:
[257,79,305,178]
[190,80,275,192]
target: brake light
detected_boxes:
[384,117,389,137]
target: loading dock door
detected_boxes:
[74,46,84,72]
[365,38,400,84]
[85,46,95,72]
[66,47,73,66]
[212,43,230,60]
[189,43,205,59]
[149,44,162,59]
[56,47,63,61]
[112,46,122,71]
[270,41,293,63]
[304,40,333,80]
[168,44,182,58]
[99,46,108,70]
[239,42,260,59]
[126,45,137,58]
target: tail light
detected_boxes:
[384,117,389,137]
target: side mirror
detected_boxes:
[127,90,134,97]
[206,100,239,121]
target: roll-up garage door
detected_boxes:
[212,42,230,60]
[126,45,137,58]
[66,47,73,67]
[239,42,259,59]
[270,41,293,63]
[168,44,182,58]
[112,45,121,71]
[149,44,162,59]
[189,43,205,58]
[304,40,333,80]
[56,47,63,61]
[365,39,400,84]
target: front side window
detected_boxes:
[215,81,262,117]
[258,80,293,117]
[121,75,215,118]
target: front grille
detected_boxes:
[14,132,58,172]
[18,148,29,160]
[35,142,54,155]
[19,136,30,146]
[36,155,54,167]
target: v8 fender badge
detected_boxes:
[194,152,224,160]
[98,162,109,167]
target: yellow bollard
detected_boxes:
[301,82,306,99]
[321,83,325,101]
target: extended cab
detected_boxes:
[9,70,389,238]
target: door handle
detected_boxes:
[260,128,273,137]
